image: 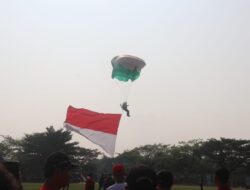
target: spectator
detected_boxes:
[104,174,114,190]
[0,162,21,190]
[156,170,173,190]
[126,165,157,190]
[85,173,95,190]
[98,173,105,190]
[107,164,126,190]
[215,168,232,190]
[39,152,77,190]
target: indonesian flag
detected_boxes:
[64,106,122,157]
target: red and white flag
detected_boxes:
[64,106,122,157]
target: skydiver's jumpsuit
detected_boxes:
[121,102,130,117]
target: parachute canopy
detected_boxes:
[111,55,146,82]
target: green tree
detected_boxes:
[17,126,79,180]
[74,147,100,177]
[14,126,99,181]
[200,138,250,172]
[0,136,20,161]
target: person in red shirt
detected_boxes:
[85,173,95,190]
[39,152,77,190]
[215,168,232,190]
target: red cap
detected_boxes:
[112,164,125,176]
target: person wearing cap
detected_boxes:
[39,152,77,190]
[107,164,126,190]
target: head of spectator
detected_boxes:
[40,152,77,190]
[112,164,125,183]
[157,170,173,190]
[0,162,21,190]
[126,165,157,190]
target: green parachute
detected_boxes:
[111,55,146,82]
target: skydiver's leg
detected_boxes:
[125,109,130,117]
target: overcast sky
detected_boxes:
[0,0,250,155]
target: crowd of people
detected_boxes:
[0,151,233,190]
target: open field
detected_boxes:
[23,183,245,190]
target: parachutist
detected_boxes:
[120,102,130,117]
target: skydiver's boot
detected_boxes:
[125,109,130,117]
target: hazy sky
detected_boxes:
[1,0,250,155]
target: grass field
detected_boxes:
[22,183,245,190]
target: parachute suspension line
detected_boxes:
[114,79,132,103]
[120,81,132,117]
[122,81,132,103]
[114,80,132,116]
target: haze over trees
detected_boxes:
[1,126,249,186]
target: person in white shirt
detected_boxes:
[107,164,126,190]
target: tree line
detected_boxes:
[0,126,249,186]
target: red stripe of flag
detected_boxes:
[65,106,122,135]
